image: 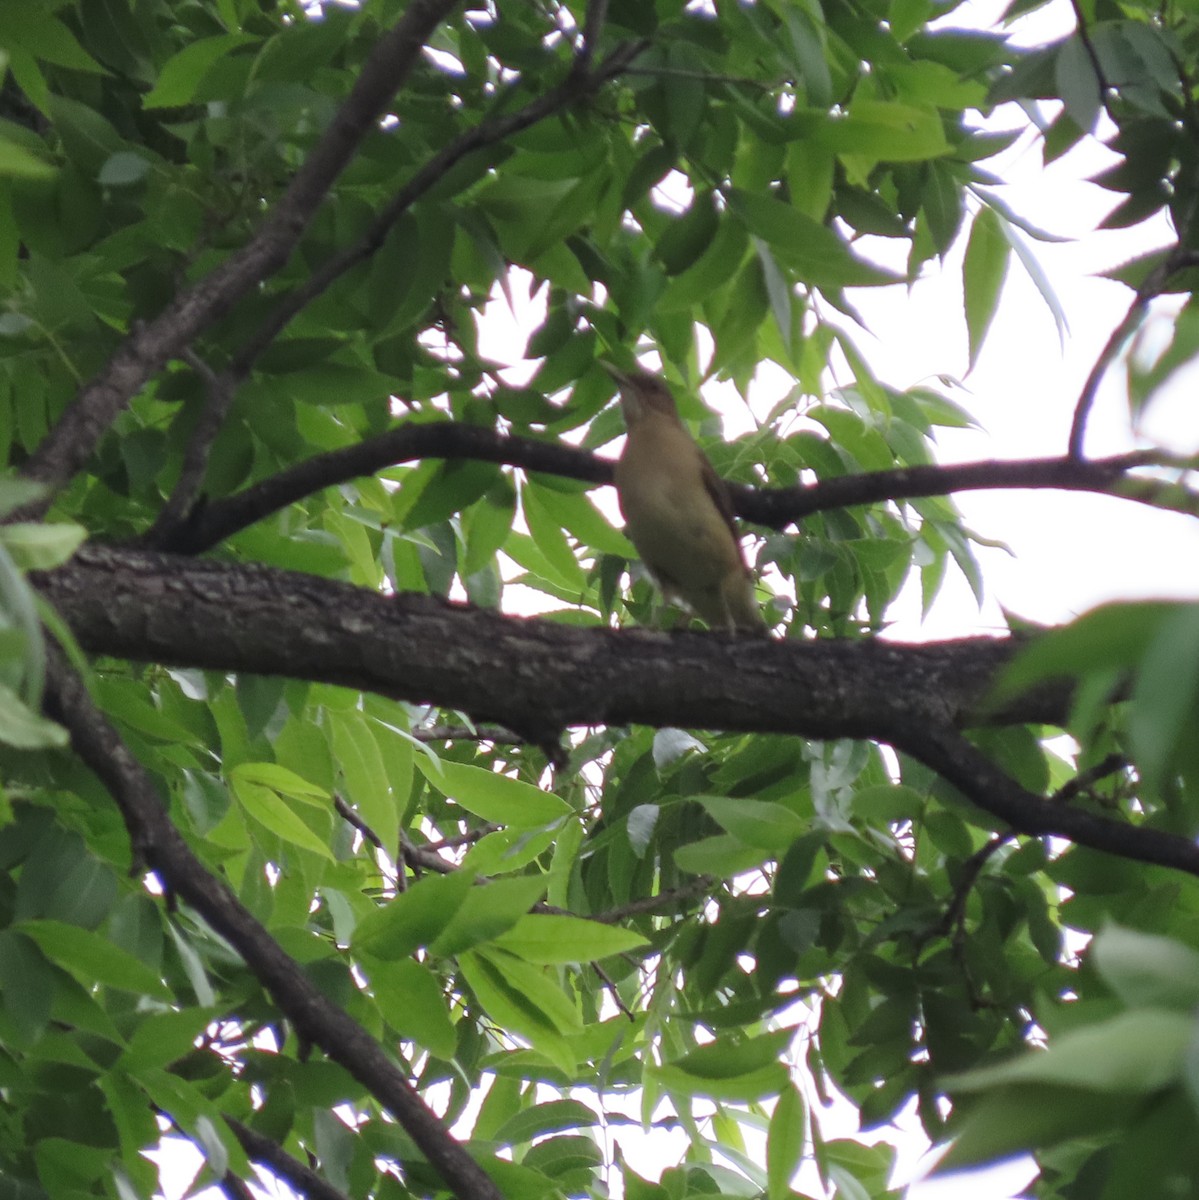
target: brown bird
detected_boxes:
[606,363,765,633]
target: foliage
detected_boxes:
[0,1,1197,1200]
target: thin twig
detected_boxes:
[1067,0,1119,127]
[1068,249,1199,457]
[590,879,714,923]
[940,833,1014,943]
[1052,752,1129,805]
[938,753,1130,942]
[592,959,635,1019]
[573,0,609,75]
[334,792,387,852]
[228,1117,351,1200]
[899,720,1199,877]
[401,830,458,875]
[146,351,237,547]
[425,824,500,850]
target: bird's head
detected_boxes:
[600,362,680,426]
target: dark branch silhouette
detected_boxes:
[158,417,1199,554]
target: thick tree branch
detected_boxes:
[37,544,1061,735]
[36,544,1199,877]
[20,0,462,503]
[42,648,502,1200]
[161,418,1198,554]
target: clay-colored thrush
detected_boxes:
[606,364,765,633]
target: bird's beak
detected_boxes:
[599,360,631,388]
[599,360,641,422]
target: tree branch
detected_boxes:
[161,422,609,553]
[37,544,1063,736]
[940,752,1130,937]
[37,544,1199,878]
[41,648,502,1200]
[160,417,1199,554]
[228,36,647,380]
[228,1118,351,1200]
[1068,248,1199,457]
[899,721,1199,875]
[20,0,462,504]
[146,352,237,548]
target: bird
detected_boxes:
[604,363,766,634]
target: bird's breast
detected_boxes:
[615,424,741,589]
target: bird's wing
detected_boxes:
[698,451,749,566]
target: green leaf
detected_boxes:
[786,101,951,162]
[142,34,257,108]
[962,206,1009,370]
[922,161,964,255]
[522,484,588,591]
[430,874,549,955]
[674,834,770,876]
[767,1081,806,1200]
[229,764,334,859]
[650,1061,788,1102]
[0,135,54,181]
[946,1008,1191,1094]
[459,947,579,1074]
[544,487,635,558]
[329,712,400,858]
[0,9,106,74]
[493,1098,600,1146]
[1055,36,1101,134]
[362,957,456,1058]
[1092,925,1199,1012]
[492,913,649,964]
[996,601,1178,698]
[463,478,517,576]
[417,757,572,826]
[20,919,171,1001]
[352,869,476,959]
[729,189,900,289]
[120,1007,221,1072]
[937,1084,1124,1171]
[0,682,68,748]
[670,1028,794,1078]
[695,796,806,852]
[659,215,750,312]
[98,151,151,187]
[1128,603,1199,790]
